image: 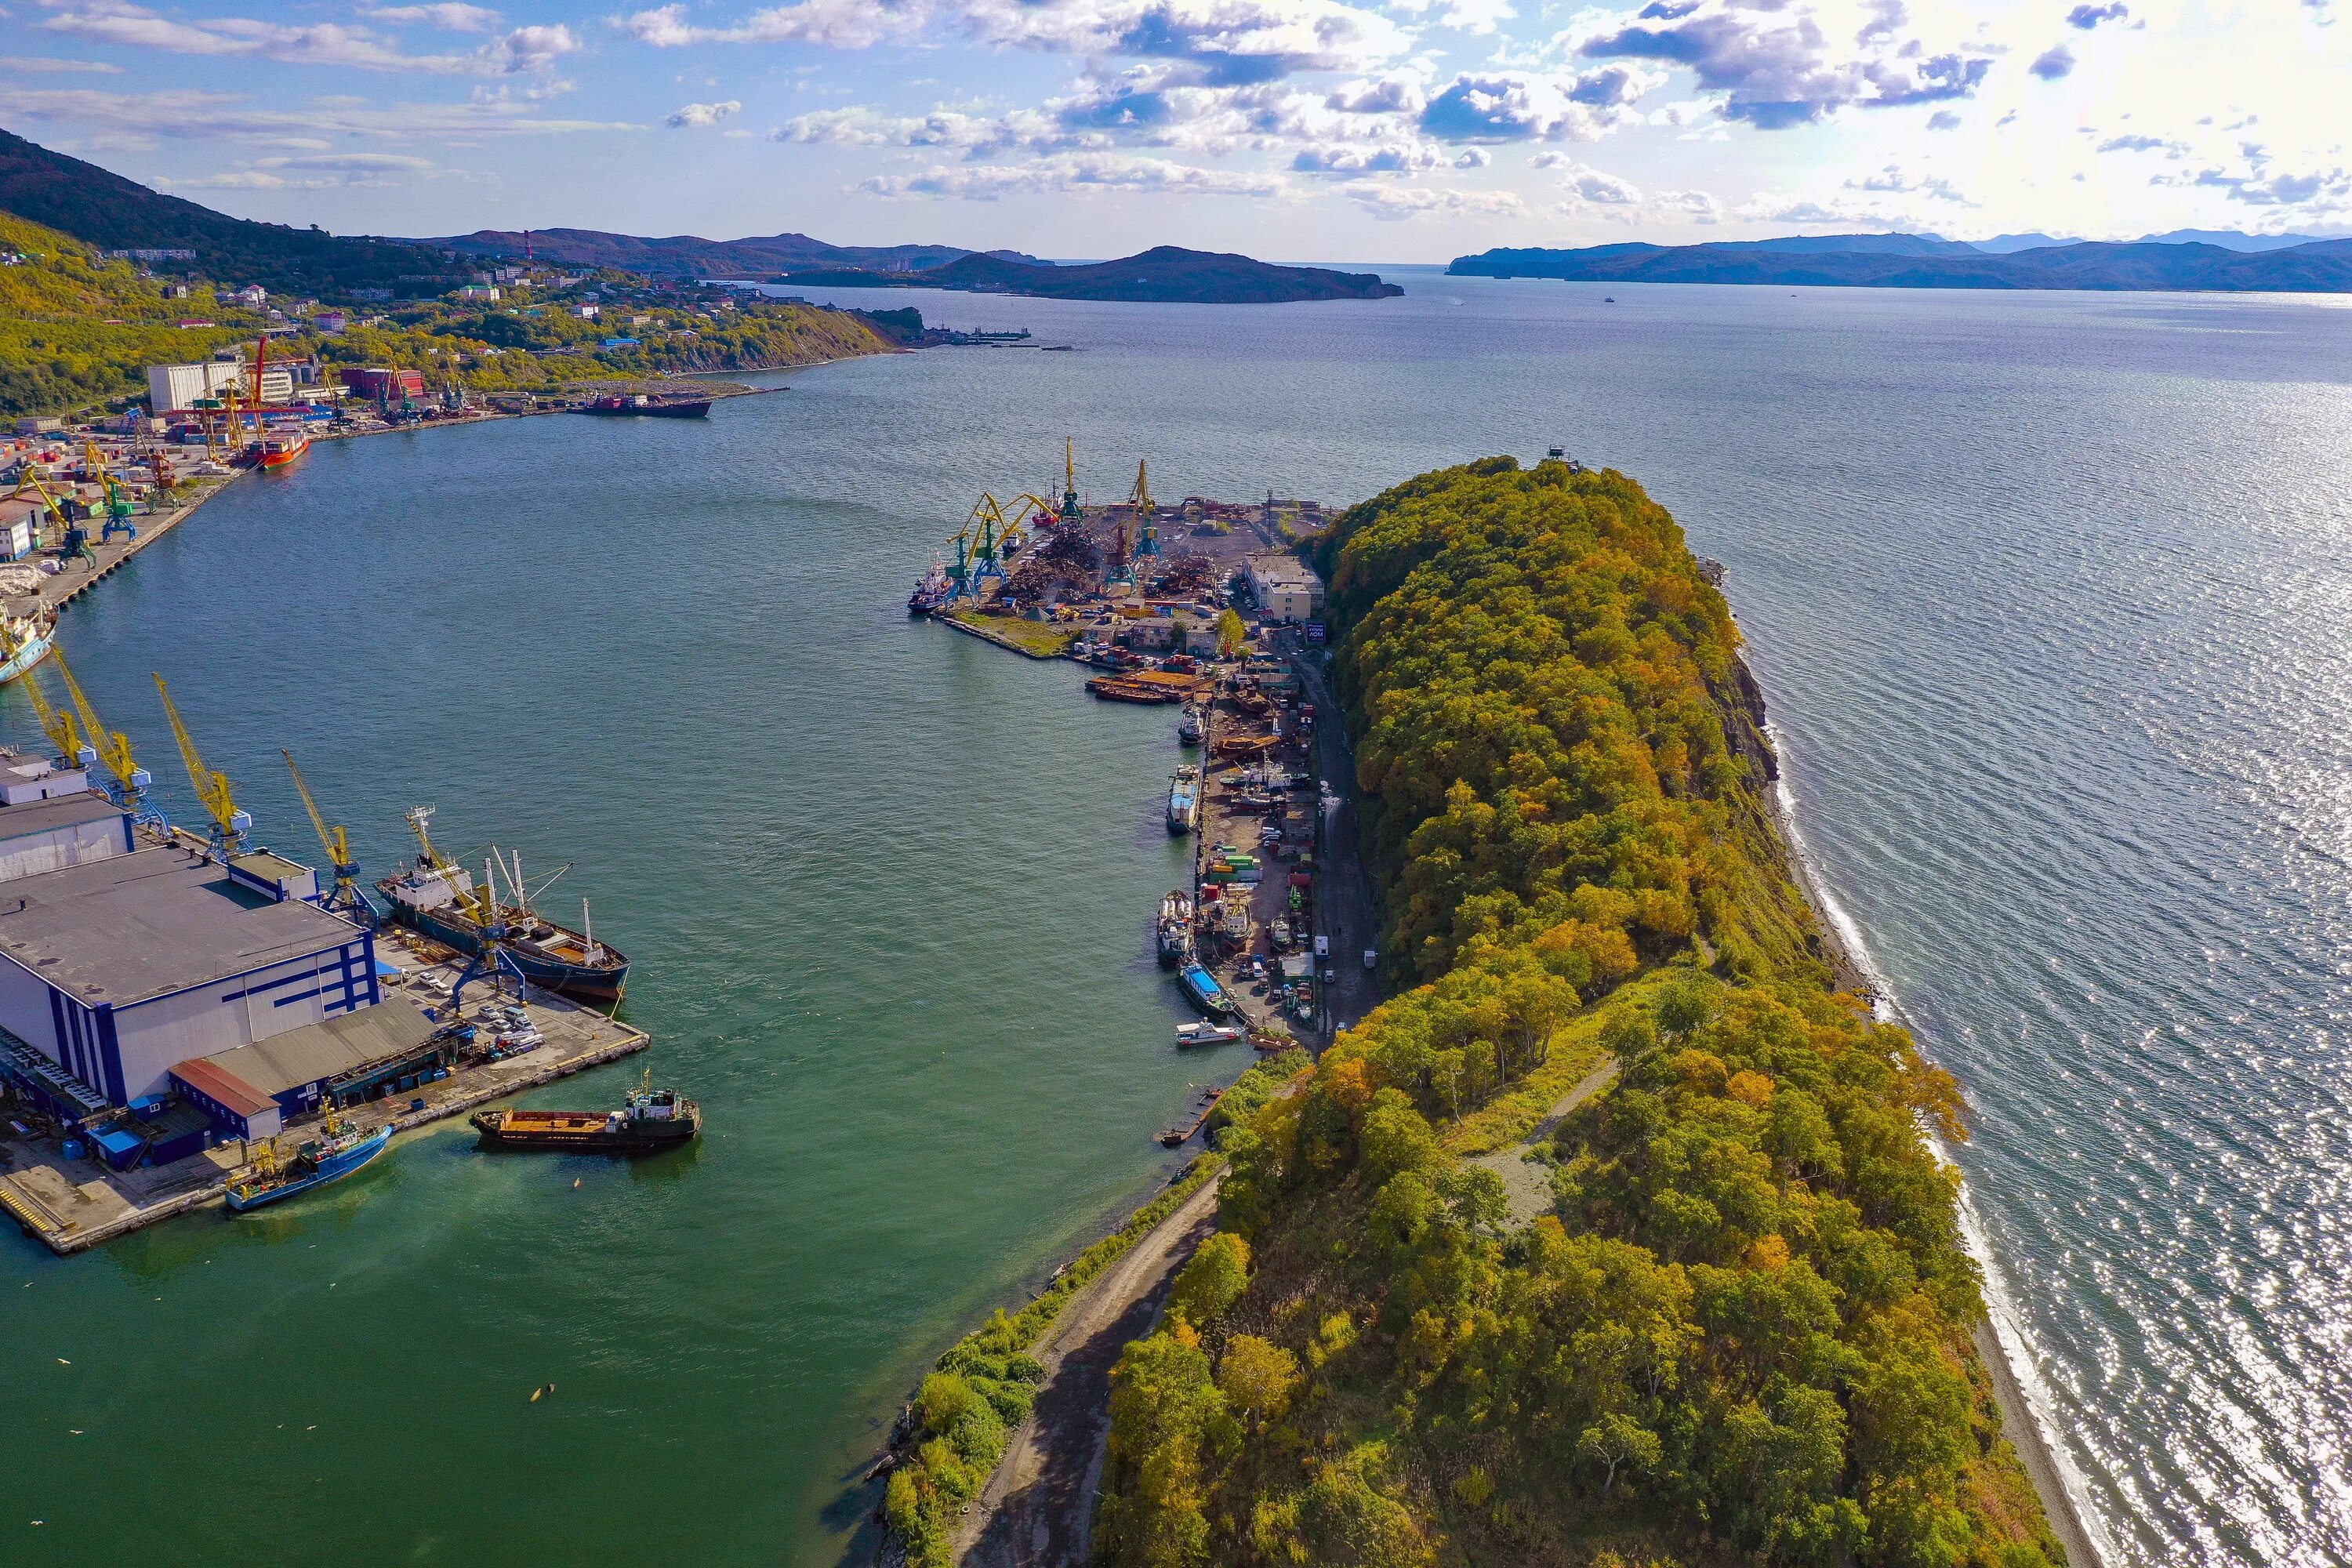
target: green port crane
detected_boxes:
[20,670,86,770]
[53,649,154,817]
[282,749,364,918]
[152,673,248,858]
[1129,459,1160,560]
[967,492,1010,589]
[1061,436,1083,526]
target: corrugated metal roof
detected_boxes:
[193,1003,439,1098]
[171,1055,273,1117]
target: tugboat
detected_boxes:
[471,1073,699,1152]
[1167,764,1200,835]
[226,1116,391,1213]
[377,806,630,1006]
[1156,889,1192,968]
[1177,707,1203,746]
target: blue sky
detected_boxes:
[4,1,2347,260]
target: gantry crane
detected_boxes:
[966,492,1009,589]
[282,749,364,918]
[152,673,248,858]
[84,441,135,542]
[53,649,154,817]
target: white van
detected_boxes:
[1313,935,1330,958]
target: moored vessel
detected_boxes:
[1167,764,1200,834]
[577,394,711,418]
[1177,708,1203,746]
[471,1076,699,1152]
[257,430,310,469]
[376,806,630,1005]
[0,612,55,685]
[226,1117,391,1212]
[1178,961,1235,1016]
[1156,888,1192,967]
[908,559,951,616]
[1176,1021,1241,1047]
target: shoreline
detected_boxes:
[1752,704,2104,1568]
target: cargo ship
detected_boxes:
[257,430,310,469]
[1167,764,1200,834]
[472,1076,698,1152]
[376,807,630,1006]
[226,1117,390,1212]
[577,394,711,418]
[1156,889,1192,967]
[908,560,951,617]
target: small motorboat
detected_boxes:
[1175,1022,1242,1047]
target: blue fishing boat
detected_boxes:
[1178,962,1234,1017]
[225,1119,391,1212]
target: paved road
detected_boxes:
[955,1174,1225,1568]
[1288,642,1381,1040]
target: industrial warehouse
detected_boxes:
[0,686,648,1253]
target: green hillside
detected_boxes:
[0,125,468,298]
[1083,459,2066,1568]
[0,209,261,418]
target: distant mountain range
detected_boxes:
[781,246,1404,304]
[0,126,466,297]
[427,227,1044,278]
[1449,231,2352,292]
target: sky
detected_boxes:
[3,0,2348,261]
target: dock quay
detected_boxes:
[0,931,647,1255]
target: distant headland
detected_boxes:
[780,246,1405,304]
[1451,230,2352,293]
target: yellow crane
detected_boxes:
[53,649,151,811]
[152,672,248,857]
[20,670,86,768]
[282,749,361,915]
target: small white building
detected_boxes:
[232,284,267,307]
[146,361,243,413]
[1247,554,1326,623]
[457,285,500,303]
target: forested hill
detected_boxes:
[1450,234,2352,292]
[1087,459,2067,1567]
[0,210,261,417]
[427,227,1041,278]
[0,127,467,297]
[780,245,1404,303]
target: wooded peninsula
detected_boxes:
[1078,459,2068,1567]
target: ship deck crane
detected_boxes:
[152,673,249,859]
[54,650,155,818]
[282,749,365,919]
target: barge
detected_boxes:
[577,394,711,418]
[1167,764,1200,834]
[472,1078,698,1152]
[1178,961,1235,1017]
[1156,889,1192,967]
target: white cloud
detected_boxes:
[9,85,638,141]
[0,53,122,72]
[666,99,743,126]
[363,3,503,31]
[1344,183,1526,219]
[860,153,1287,199]
[36,1,575,75]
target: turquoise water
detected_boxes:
[5,274,2351,1564]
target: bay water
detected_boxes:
[5,271,2349,1566]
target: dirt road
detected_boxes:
[955,1173,1225,1567]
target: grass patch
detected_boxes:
[945,606,1079,658]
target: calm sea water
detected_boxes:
[5,270,2348,1566]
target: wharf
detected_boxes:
[1,473,241,622]
[0,938,647,1255]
